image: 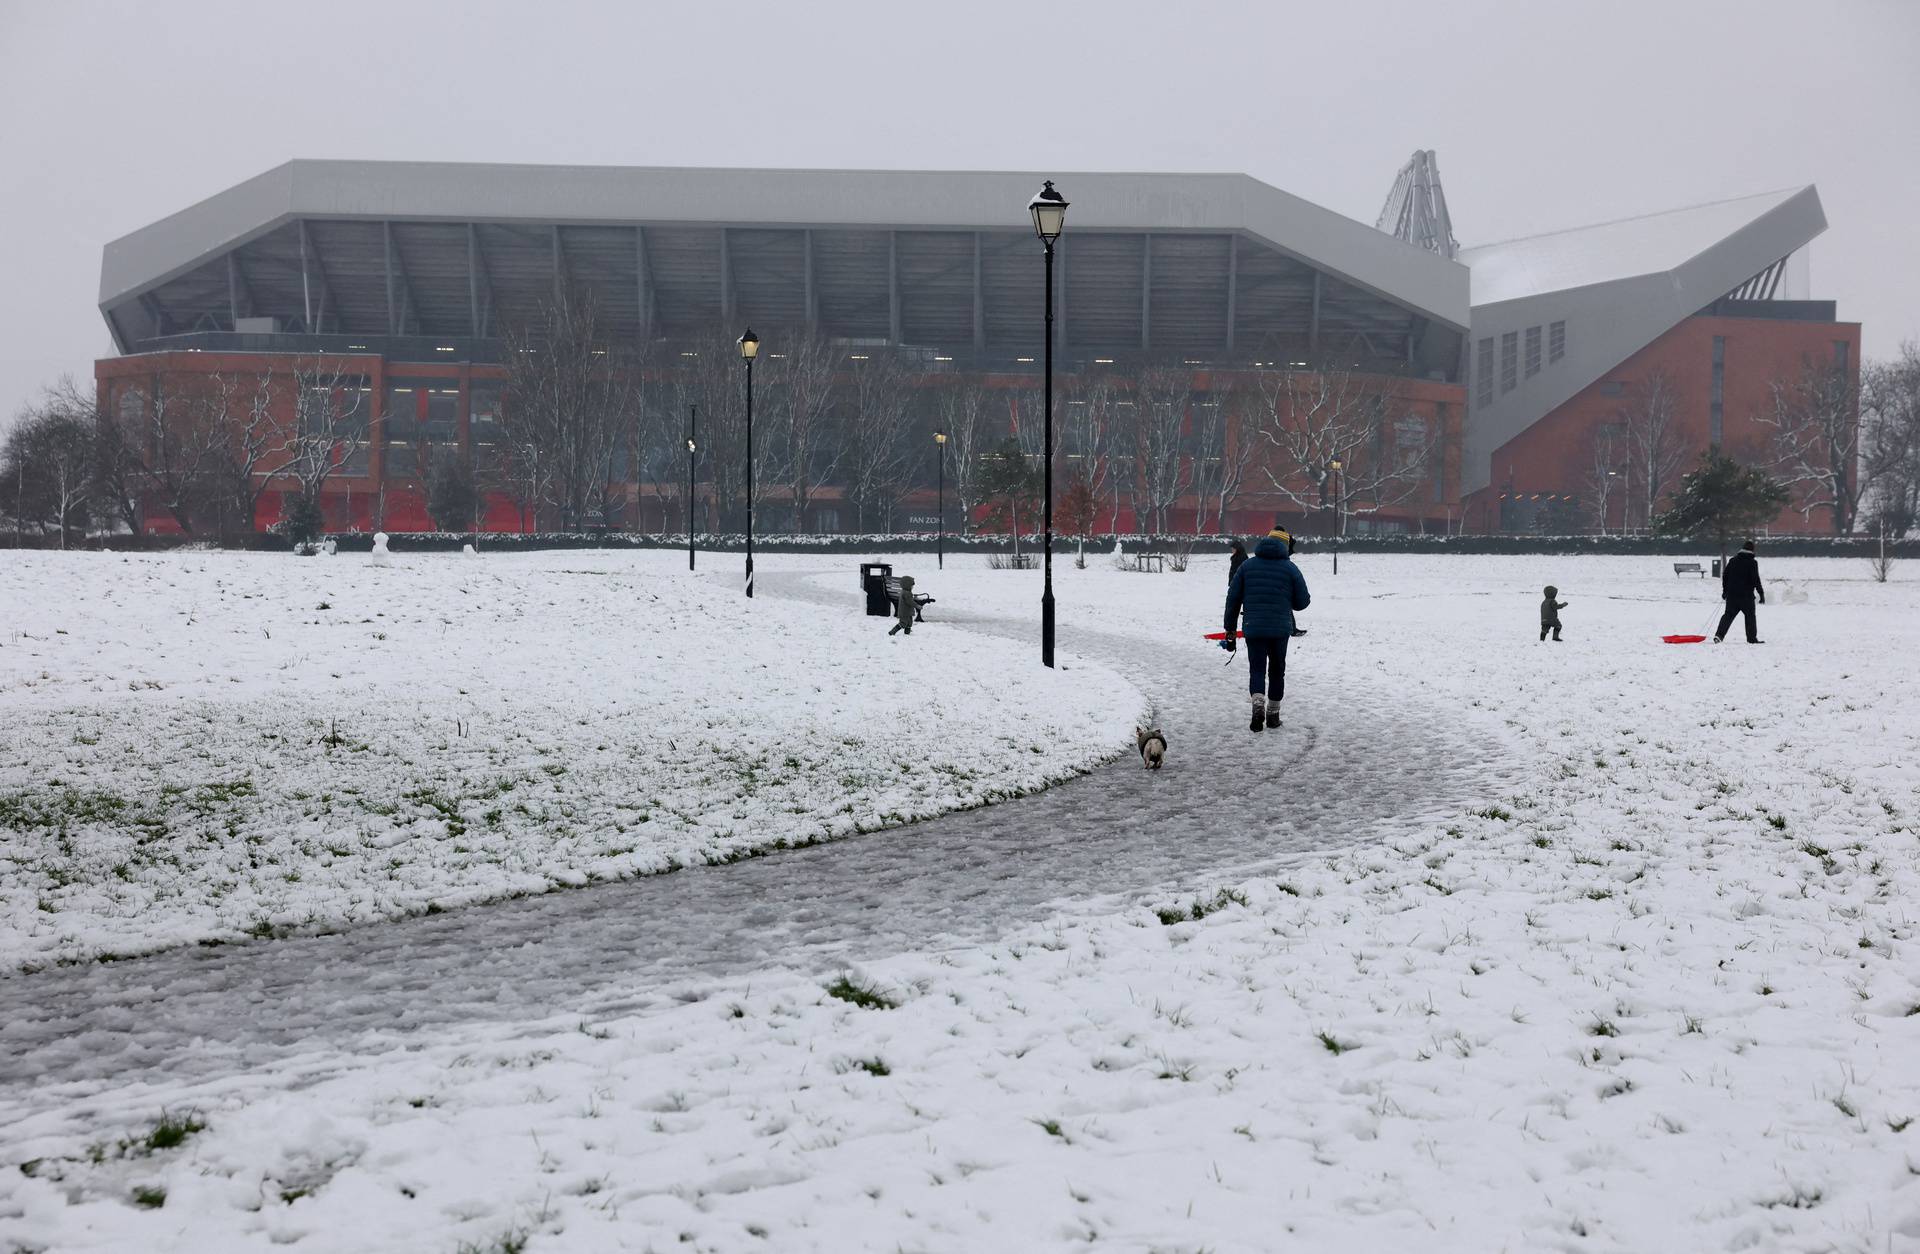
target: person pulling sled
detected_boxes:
[1222,526,1311,732]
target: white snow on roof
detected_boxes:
[1460,187,1807,306]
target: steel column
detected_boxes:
[889,231,901,345]
[1309,271,1322,356]
[972,232,985,349]
[1225,234,1237,353]
[1140,234,1152,352]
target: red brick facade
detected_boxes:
[1465,313,1861,534]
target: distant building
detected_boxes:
[92,159,1855,536]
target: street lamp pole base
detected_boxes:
[1041,585,1055,668]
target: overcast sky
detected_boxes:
[1,0,1915,417]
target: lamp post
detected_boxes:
[1329,458,1343,575]
[686,404,697,571]
[1029,180,1068,667]
[934,430,947,570]
[739,329,759,597]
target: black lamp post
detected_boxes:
[740,328,759,597]
[1029,179,1068,667]
[1330,457,1343,575]
[934,430,947,570]
[686,404,697,571]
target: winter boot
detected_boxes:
[1249,693,1266,733]
[1266,699,1281,729]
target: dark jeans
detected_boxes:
[1715,597,1758,642]
[1245,634,1289,700]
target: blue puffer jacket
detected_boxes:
[1224,536,1311,638]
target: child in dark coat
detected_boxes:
[888,575,916,636]
[1540,585,1567,641]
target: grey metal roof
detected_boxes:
[1460,187,1811,305]
[99,159,1471,340]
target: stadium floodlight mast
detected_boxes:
[686,404,698,572]
[739,328,759,598]
[934,430,947,570]
[1028,179,1068,667]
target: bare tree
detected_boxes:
[114,373,234,536]
[761,325,843,533]
[1134,364,1194,535]
[281,356,371,517]
[1252,361,1430,534]
[3,395,94,547]
[933,377,994,535]
[1617,368,1689,528]
[1582,421,1627,533]
[1061,373,1119,533]
[1187,380,1261,534]
[500,285,636,530]
[1862,343,1920,535]
[1758,356,1864,534]
[673,324,750,529]
[199,367,291,534]
[843,349,917,531]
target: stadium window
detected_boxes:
[1500,332,1518,394]
[1524,326,1542,379]
[1710,336,1725,447]
[1476,337,1494,406]
[1833,340,1849,370]
[1548,321,1566,364]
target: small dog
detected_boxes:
[1136,726,1167,770]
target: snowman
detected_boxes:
[369,531,392,568]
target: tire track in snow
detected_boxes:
[0,565,1505,1116]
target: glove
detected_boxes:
[1220,636,1236,653]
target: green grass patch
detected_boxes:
[824,975,896,1010]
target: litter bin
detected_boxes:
[1711,558,1723,578]
[861,562,893,616]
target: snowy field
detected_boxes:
[0,550,1143,970]
[4,548,1919,1252]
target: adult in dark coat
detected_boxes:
[1227,539,1248,583]
[1223,528,1311,732]
[1714,540,1765,644]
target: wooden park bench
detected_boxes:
[885,576,935,621]
[1673,562,1706,577]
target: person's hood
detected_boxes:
[1254,536,1287,560]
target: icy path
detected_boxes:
[0,564,1501,1118]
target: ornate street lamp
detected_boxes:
[686,404,697,571]
[1028,180,1068,667]
[740,328,759,598]
[934,430,948,570]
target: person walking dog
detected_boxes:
[1223,526,1311,732]
[1714,540,1765,644]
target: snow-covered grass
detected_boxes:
[0,550,1143,970]
[5,551,1918,1251]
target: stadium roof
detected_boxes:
[1460,187,1817,306]
[98,160,1470,365]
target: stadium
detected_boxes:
[92,154,1857,537]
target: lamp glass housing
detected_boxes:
[738,329,760,360]
[1028,180,1068,242]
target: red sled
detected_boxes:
[1203,631,1246,641]
[1662,634,1708,644]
